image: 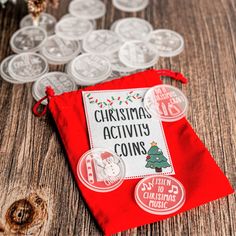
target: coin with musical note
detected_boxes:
[144,84,188,122]
[77,148,126,192]
[135,175,186,215]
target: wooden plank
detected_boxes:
[0,0,235,235]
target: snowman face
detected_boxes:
[103,161,121,177]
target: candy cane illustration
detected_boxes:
[86,155,94,184]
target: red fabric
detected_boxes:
[33,87,55,117]
[47,69,233,235]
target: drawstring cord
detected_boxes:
[156,69,188,84]
[32,87,55,117]
[32,69,188,117]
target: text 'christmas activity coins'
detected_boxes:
[149,29,184,57]
[77,148,126,192]
[144,85,188,122]
[0,55,25,84]
[112,0,149,12]
[70,53,112,85]
[32,72,77,105]
[10,26,47,54]
[40,35,81,65]
[135,175,186,215]
[55,17,93,41]
[69,0,106,20]
[20,13,57,36]
[115,17,153,41]
[8,53,49,82]
[83,30,123,55]
[119,41,158,69]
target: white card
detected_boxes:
[82,88,175,179]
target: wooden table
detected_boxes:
[0,0,235,235]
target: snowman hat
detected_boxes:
[101,151,113,160]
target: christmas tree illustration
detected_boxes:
[145,141,171,172]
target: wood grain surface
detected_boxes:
[0,0,235,235]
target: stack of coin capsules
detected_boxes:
[0,0,185,105]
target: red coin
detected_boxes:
[135,175,185,215]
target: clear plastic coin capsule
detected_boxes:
[55,17,93,41]
[112,0,149,12]
[69,0,106,20]
[40,35,81,65]
[70,53,112,85]
[10,26,47,54]
[144,85,188,122]
[83,30,123,55]
[32,72,77,105]
[0,55,25,84]
[61,14,97,29]
[77,148,126,192]
[148,29,184,57]
[119,40,158,69]
[106,51,137,73]
[115,17,153,42]
[20,13,57,36]
[8,52,49,83]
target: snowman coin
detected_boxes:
[77,148,126,192]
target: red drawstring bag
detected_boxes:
[33,69,233,235]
